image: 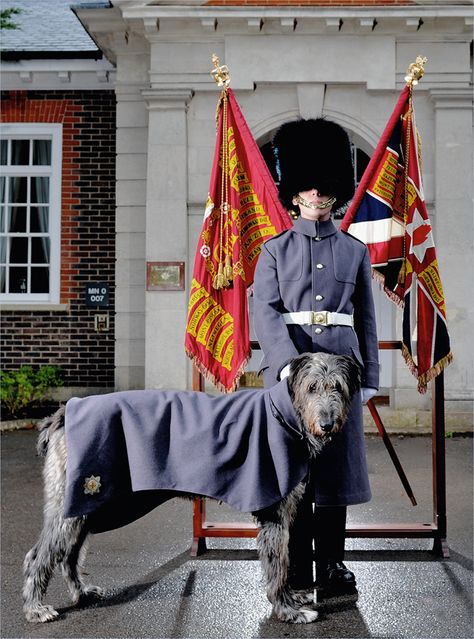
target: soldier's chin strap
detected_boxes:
[295,195,336,210]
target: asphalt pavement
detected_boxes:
[1,429,472,639]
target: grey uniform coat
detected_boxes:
[63,380,309,533]
[253,216,379,506]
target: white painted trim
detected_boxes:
[0,123,62,304]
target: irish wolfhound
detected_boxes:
[23,352,360,625]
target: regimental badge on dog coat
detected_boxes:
[63,379,310,533]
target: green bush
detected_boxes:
[0,366,64,417]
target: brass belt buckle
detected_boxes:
[312,310,329,325]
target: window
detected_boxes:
[0,124,61,303]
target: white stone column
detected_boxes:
[114,38,150,391]
[143,89,193,389]
[430,89,473,412]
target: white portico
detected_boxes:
[75,1,473,419]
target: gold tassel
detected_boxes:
[398,260,406,285]
[213,263,224,290]
[224,254,233,282]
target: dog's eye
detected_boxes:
[308,383,317,393]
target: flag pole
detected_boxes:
[362,58,429,506]
[398,56,428,286]
[185,55,292,392]
[210,54,233,290]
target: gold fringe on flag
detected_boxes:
[402,345,454,394]
[185,346,251,394]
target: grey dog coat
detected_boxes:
[63,379,309,533]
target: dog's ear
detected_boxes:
[287,353,312,391]
[343,356,362,396]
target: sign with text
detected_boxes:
[85,283,110,307]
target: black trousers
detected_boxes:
[288,482,347,589]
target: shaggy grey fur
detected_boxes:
[22,352,360,625]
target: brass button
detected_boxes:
[316,263,324,269]
[314,237,322,241]
[315,294,324,301]
[315,327,323,334]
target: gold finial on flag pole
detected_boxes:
[404,56,427,86]
[211,53,231,88]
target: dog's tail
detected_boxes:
[37,405,66,457]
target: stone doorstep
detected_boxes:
[1,411,473,435]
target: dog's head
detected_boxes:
[288,352,362,440]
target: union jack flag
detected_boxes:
[341,85,453,392]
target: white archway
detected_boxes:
[250,112,395,392]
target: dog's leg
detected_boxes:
[255,486,318,624]
[22,514,83,623]
[61,522,105,604]
[23,541,58,623]
[23,416,103,623]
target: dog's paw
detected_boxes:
[24,604,59,623]
[82,584,105,598]
[274,605,319,624]
[294,608,319,624]
[291,588,314,607]
[71,584,106,605]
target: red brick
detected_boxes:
[1,90,116,388]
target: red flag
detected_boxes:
[185,88,292,392]
[341,85,453,392]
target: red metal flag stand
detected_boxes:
[188,56,449,560]
[190,341,449,559]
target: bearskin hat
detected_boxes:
[273,118,354,213]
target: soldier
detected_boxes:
[253,118,379,594]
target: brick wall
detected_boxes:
[1,90,116,388]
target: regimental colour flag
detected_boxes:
[185,88,292,392]
[341,84,453,392]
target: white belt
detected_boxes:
[283,311,354,327]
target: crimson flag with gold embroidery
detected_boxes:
[185,89,291,392]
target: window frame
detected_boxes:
[0,123,62,304]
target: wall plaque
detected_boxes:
[147,262,185,291]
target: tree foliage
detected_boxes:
[0,8,22,30]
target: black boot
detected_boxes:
[315,560,357,594]
[314,506,356,594]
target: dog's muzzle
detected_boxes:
[320,422,335,433]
